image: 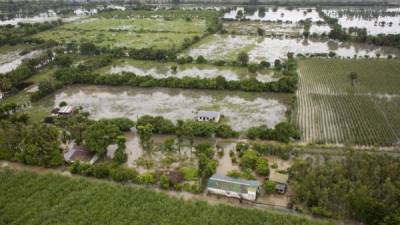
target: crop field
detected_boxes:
[294,59,400,146]
[33,18,206,50]
[0,169,334,225]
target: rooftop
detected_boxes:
[196,110,220,118]
[269,171,289,184]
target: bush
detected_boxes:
[195,56,207,64]
[255,157,269,176]
[263,180,276,194]
[240,150,259,170]
[105,118,135,132]
[110,167,138,182]
[159,175,170,189]
[138,172,156,185]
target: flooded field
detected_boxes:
[222,21,304,35]
[53,85,289,131]
[223,7,323,22]
[323,7,400,35]
[184,34,400,63]
[106,59,278,83]
[0,50,41,74]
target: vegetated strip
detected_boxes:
[0,168,334,225]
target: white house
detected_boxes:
[195,111,221,122]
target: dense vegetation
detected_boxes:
[290,151,400,225]
[0,169,335,225]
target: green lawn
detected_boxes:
[0,169,335,225]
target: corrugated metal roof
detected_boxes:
[207,175,260,194]
[59,106,74,114]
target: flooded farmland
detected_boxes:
[323,7,400,35]
[54,85,289,131]
[0,50,41,74]
[223,7,323,22]
[108,61,278,83]
[184,34,400,63]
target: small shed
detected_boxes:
[207,174,261,201]
[64,145,98,165]
[269,171,289,194]
[195,111,221,122]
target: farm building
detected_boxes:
[51,106,77,116]
[206,174,261,201]
[195,111,221,122]
[64,145,98,165]
[269,171,289,194]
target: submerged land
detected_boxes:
[0,2,400,225]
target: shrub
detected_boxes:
[255,157,269,176]
[138,173,156,185]
[240,150,259,170]
[263,180,276,194]
[195,56,207,64]
[159,175,170,189]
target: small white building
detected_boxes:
[206,175,261,201]
[195,111,221,122]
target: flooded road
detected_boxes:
[54,85,289,131]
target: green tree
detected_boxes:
[237,51,249,65]
[255,157,269,176]
[137,124,153,152]
[240,150,259,170]
[113,136,127,164]
[17,123,63,167]
[84,120,121,156]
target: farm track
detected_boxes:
[295,59,400,146]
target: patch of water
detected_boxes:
[54,86,288,131]
[309,24,331,34]
[215,142,239,176]
[0,50,41,74]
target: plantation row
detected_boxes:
[298,59,400,95]
[0,169,334,225]
[293,93,399,146]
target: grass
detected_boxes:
[33,17,207,50]
[0,168,335,225]
[294,59,400,146]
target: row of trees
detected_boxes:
[247,122,301,143]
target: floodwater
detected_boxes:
[185,34,400,63]
[109,63,278,83]
[54,85,288,131]
[215,142,239,176]
[0,50,41,74]
[224,7,323,22]
[0,10,59,26]
[323,8,400,35]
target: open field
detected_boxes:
[294,59,400,146]
[99,58,280,82]
[32,17,206,50]
[52,85,290,131]
[0,169,334,225]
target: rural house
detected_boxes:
[269,171,289,194]
[51,106,77,116]
[206,174,261,201]
[195,111,221,122]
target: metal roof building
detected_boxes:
[206,174,261,201]
[195,111,221,122]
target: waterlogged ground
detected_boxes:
[323,7,400,35]
[104,59,279,83]
[53,85,289,131]
[224,7,323,22]
[0,50,42,74]
[183,34,400,63]
[222,21,304,36]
